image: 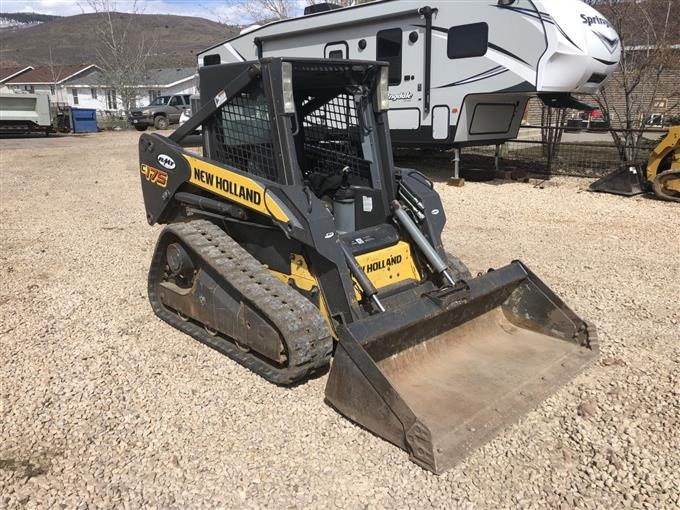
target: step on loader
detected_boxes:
[138,58,598,473]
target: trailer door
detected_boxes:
[379,26,424,136]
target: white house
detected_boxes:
[5,64,197,112]
[63,67,197,111]
[5,64,103,107]
[132,67,197,105]
[0,66,34,92]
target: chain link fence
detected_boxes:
[463,126,670,178]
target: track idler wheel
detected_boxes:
[166,243,195,282]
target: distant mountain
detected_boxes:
[0,12,240,68]
[0,12,60,29]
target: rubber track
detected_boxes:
[653,169,680,203]
[148,219,333,385]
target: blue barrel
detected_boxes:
[70,108,98,133]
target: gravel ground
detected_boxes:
[1,131,678,509]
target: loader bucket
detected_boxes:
[325,261,597,474]
[589,165,646,196]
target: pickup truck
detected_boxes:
[128,94,191,131]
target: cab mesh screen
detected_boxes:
[210,90,278,182]
[301,93,371,183]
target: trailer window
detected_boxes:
[377,28,402,86]
[447,23,488,59]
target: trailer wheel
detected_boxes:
[154,116,169,130]
[134,125,148,132]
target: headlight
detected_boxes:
[377,66,389,111]
[142,109,151,115]
[281,61,295,114]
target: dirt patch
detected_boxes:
[1,131,678,509]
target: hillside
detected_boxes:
[0,12,239,68]
[0,12,60,30]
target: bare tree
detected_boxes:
[306,0,368,6]
[199,3,244,27]
[83,0,156,111]
[229,0,374,25]
[540,105,569,168]
[589,0,677,162]
[46,46,68,107]
[235,0,293,23]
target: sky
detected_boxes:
[0,0,286,24]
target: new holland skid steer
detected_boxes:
[139,58,598,473]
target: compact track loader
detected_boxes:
[589,126,680,203]
[139,58,598,473]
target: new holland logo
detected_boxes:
[362,255,403,274]
[192,168,262,205]
[157,154,176,170]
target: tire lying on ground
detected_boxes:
[461,167,496,182]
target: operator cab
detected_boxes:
[198,58,394,232]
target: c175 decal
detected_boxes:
[141,164,168,188]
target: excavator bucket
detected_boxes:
[325,261,598,474]
[589,165,646,196]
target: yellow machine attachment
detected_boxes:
[590,126,680,202]
[649,126,680,201]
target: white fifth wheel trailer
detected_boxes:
[198,0,620,149]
